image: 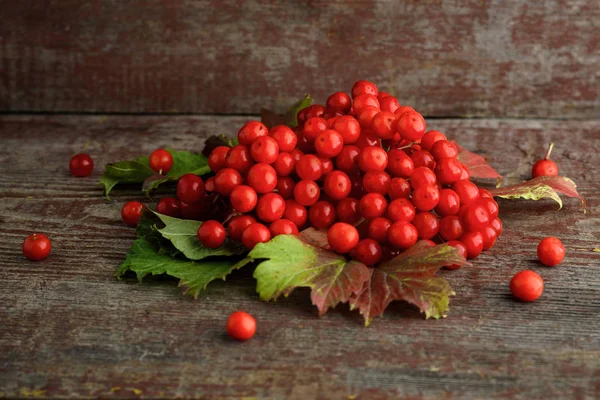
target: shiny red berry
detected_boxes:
[430,140,458,160]
[309,201,336,229]
[336,145,361,173]
[247,163,277,194]
[228,215,256,241]
[208,146,230,173]
[327,222,360,254]
[250,136,279,164]
[379,96,400,113]
[387,220,418,250]
[481,225,498,250]
[333,116,361,144]
[269,219,299,236]
[283,199,308,228]
[389,177,411,199]
[226,145,254,174]
[439,215,464,241]
[276,176,295,199]
[336,198,361,224]
[387,198,416,222]
[156,197,181,217]
[69,153,94,177]
[315,129,344,158]
[256,193,285,223]
[226,311,256,341]
[293,180,320,206]
[272,152,295,177]
[121,201,144,227]
[362,171,391,195]
[353,238,382,266]
[490,217,503,235]
[386,149,414,178]
[319,157,334,175]
[410,166,437,189]
[396,111,426,142]
[460,231,484,259]
[445,240,467,270]
[532,143,559,178]
[197,220,226,248]
[359,146,388,172]
[452,180,480,206]
[241,223,271,249]
[149,148,173,174]
[463,203,491,232]
[435,189,461,217]
[359,193,388,219]
[356,108,380,130]
[303,117,329,142]
[296,155,323,181]
[420,130,447,152]
[269,125,297,152]
[371,111,397,139]
[510,271,544,302]
[238,121,268,146]
[537,237,565,266]
[367,217,392,243]
[351,80,378,98]
[410,150,436,170]
[22,233,52,261]
[354,128,381,148]
[435,158,463,185]
[323,171,351,201]
[230,185,258,213]
[413,212,439,240]
[213,168,241,196]
[326,91,352,113]
[412,184,440,212]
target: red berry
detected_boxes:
[297,133,313,153]
[323,171,352,200]
[69,153,94,177]
[302,104,326,120]
[293,180,320,206]
[445,240,467,270]
[459,164,471,181]
[315,129,344,158]
[326,91,352,113]
[156,197,181,217]
[327,222,360,254]
[333,116,361,144]
[22,233,52,261]
[387,220,419,250]
[296,154,323,181]
[386,149,414,178]
[226,311,256,341]
[379,96,400,113]
[303,117,329,142]
[439,215,464,241]
[226,145,254,174]
[256,193,285,223]
[394,105,415,117]
[435,189,461,217]
[230,185,258,213]
[477,197,499,220]
[309,201,336,229]
[353,239,382,266]
[463,203,491,232]
[276,176,295,199]
[247,163,277,194]
[413,212,439,240]
[228,215,257,241]
[149,148,173,174]
[452,180,480,206]
[352,80,378,98]
[387,198,416,222]
[356,107,380,130]
[371,111,397,139]
[378,91,392,100]
[367,217,392,243]
[208,146,231,173]
[410,150,436,170]
[272,152,295,177]
[336,198,361,224]
[336,145,361,173]
[283,199,308,228]
[510,271,544,302]
[269,219,299,236]
[359,193,388,219]
[180,200,205,220]
[430,140,458,160]
[410,166,437,189]
[354,129,381,148]
[481,225,498,250]
[362,171,391,195]
[396,111,426,142]
[250,136,279,164]
[389,177,411,199]
[479,187,493,199]
[490,217,503,235]
[435,158,463,185]
[420,130,447,152]
[459,231,484,259]
[412,184,440,212]
[238,121,268,146]
[269,125,297,152]
[213,168,242,196]
[121,201,144,227]
[537,237,565,266]
[319,157,334,175]
[532,159,558,178]
[197,220,226,248]
[241,223,271,249]
[359,146,388,172]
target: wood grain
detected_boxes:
[1,0,599,118]
[0,115,599,399]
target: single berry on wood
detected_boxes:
[537,237,565,267]
[22,233,52,261]
[226,311,256,341]
[510,270,544,302]
[69,153,94,177]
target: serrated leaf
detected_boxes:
[99,149,209,198]
[250,235,370,316]
[151,211,244,260]
[116,238,249,298]
[349,242,464,326]
[490,175,587,212]
[455,143,502,179]
[260,94,314,129]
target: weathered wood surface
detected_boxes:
[0,115,599,399]
[1,0,599,118]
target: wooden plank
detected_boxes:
[0,115,599,399]
[0,1,599,118]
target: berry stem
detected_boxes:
[545,142,554,160]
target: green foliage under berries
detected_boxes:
[99,149,210,198]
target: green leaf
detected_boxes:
[490,175,587,212]
[250,235,370,316]
[260,94,314,129]
[99,149,209,198]
[350,242,464,326]
[116,238,249,298]
[151,211,243,260]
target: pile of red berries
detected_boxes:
[151,79,503,267]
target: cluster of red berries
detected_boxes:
[175,79,502,267]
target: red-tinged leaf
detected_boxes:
[350,242,465,326]
[490,175,587,212]
[250,235,370,316]
[299,227,331,250]
[455,143,502,179]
